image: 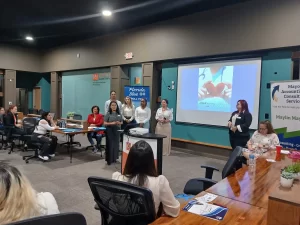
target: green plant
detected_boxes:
[67,112,75,117]
[284,163,300,173]
[281,171,294,180]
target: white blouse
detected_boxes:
[37,192,60,215]
[34,119,55,135]
[155,108,173,122]
[248,131,280,152]
[112,172,180,217]
[121,104,135,121]
[135,106,151,124]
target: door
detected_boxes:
[33,87,41,110]
[16,88,28,114]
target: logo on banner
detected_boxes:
[272,85,279,102]
[93,73,99,81]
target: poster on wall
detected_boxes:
[124,86,150,107]
[271,81,300,150]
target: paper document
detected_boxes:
[183,200,228,221]
[195,193,218,203]
[281,150,290,154]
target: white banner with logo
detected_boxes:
[271,81,300,150]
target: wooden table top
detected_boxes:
[206,152,291,209]
[151,191,267,225]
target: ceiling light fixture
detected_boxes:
[102,10,112,16]
[25,36,34,41]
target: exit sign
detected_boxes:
[125,52,133,60]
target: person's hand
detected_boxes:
[116,121,121,125]
[228,121,232,128]
[231,126,237,132]
[126,119,129,123]
[90,124,96,127]
[139,123,144,128]
[16,124,21,128]
[111,121,117,125]
[54,126,60,129]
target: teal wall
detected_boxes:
[129,65,142,86]
[161,51,292,147]
[16,72,51,111]
[62,68,111,119]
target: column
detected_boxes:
[4,70,16,109]
[50,72,62,118]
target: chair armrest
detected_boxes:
[193,178,218,190]
[201,165,220,179]
[94,203,100,210]
[183,178,218,195]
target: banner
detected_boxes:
[124,86,150,107]
[271,81,300,150]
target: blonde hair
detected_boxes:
[0,164,41,224]
[124,96,133,108]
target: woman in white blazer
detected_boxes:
[155,99,173,156]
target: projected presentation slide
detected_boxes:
[176,58,261,129]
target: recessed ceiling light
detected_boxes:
[25,36,34,41]
[102,10,112,16]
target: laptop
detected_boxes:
[123,123,139,134]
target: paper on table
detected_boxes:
[195,193,218,203]
[281,150,290,154]
[266,159,276,162]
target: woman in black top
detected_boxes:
[228,100,252,150]
[104,101,123,165]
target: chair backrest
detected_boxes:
[222,146,243,179]
[38,109,45,115]
[73,114,82,120]
[88,176,156,225]
[6,212,87,225]
[23,117,39,135]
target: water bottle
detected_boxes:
[249,153,256,168]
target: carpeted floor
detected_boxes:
[0,133,226,225]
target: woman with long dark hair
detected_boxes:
[112,140,180,218]
[228,99,252,150]
[104,101,123,165]
[32,111,59,161]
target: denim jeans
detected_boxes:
[87,132,102,146]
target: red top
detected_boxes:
[87,113,104,134]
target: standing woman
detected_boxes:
[104,101,123,165]
[121,96,136,129]
[104,91,122,114]
[87,105,104,153]
[155,99,173,156]
[135,98,151,130]
[228,100,252,150]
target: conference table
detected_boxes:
[151,151,295,225]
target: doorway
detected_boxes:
[33,87,41,110]
[16,88,29,114]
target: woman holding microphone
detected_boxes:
[155,99,173,156]
[228,99,252,150]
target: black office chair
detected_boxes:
[3,125,22,154]
[183,146,244,195]
[38,109,45,115]
[6,212,87,225]
[88,176,156,225]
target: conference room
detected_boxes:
[0,0,300,224]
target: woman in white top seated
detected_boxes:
[121,96,136,128]
[31,112,59,161]
[243,120,279,159]
[155,99,173,156]
[0,164,59,224]
[135,98,151,129]
[112,140,180,218]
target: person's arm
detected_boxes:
[135,107,139,123]
[129,105,135,122]
[143,108,151,124]
[95,114,104,127]
[228,113,233,128]
[158,175,180,217]
[237,113,252,132]
[247,131,256,150]
[118,101,122,114]
[166,109,173,122]
[155,108,160,121]
[103,113,116,126]
[39,120,55,131]
[104,101,109,114]
[121,105,126,120]
[269,133,280,149]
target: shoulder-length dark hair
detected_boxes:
[41,111,51,125]
[108,101,120,114]
[237,99,249,113]
[259,120,276,134]
[123,140,158,186]
[6,105,16,114]
[91,105,100,113]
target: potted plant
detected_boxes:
[288,163,300,179]
[280,171,294,188]
[67,112,75,120]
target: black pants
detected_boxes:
[106,126,120,165]
[229,136,249,150]
[32,133,57,156]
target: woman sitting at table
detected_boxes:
[104,101,123,165]
[87,105,104,153]
[135,98,151,130]
[112,140,180,218]
[243,120,279,160]
[32,112,59,161]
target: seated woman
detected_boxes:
[32,112,59,161]
[112,140,180,218]
[0,164,59,224]
[243,120,279,160]
[87,105,104,153]
[4,105,26,148]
